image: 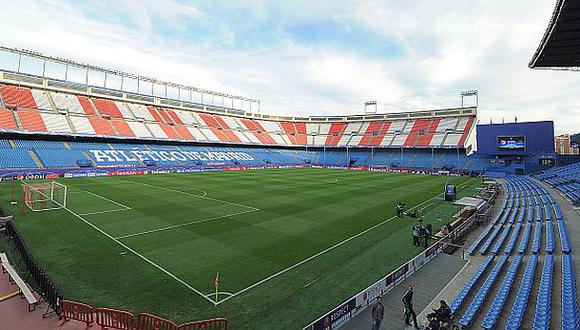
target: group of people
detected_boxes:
[412,223,431,248]
[371,285,454,330]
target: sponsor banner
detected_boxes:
[409,254,426,272]
[312,298,356,330]
[108,170,145,177]
[425,242,442,259]
[355,278,388,308]
[385,263,409,287]
[148,169,174,175]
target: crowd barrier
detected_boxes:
[56,300,228,330]
[60,300,94,326]
[96,308,135,329]
[4,220,62,317]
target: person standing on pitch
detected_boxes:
[371,295,384,330]
[402,285,419,329]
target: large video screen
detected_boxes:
[498,136,525,151]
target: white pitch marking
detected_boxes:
[215,177,475,305]
[167,186,208,197]
[61,205,217,305]
[78,190,132,210]
[115,209,259,239]
[129,181,259,211]
[78,208,132,216]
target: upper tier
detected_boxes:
[0,82,475,148]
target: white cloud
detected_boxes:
[0,0,578,134]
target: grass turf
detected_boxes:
[0,168,479,328]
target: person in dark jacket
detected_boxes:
[433,300,452,325]
[371,296,384,330]
[401,285,419,329]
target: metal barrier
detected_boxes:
[137,312,178,330]
[4,220,62,317]
[95,308,135,329]
[178,318,228,330]
[60,300,94,326]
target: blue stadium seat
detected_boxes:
[450,255,495,314]
[517,222,532,254]
[481,255,523,329]
[505,255,539,330]
[562,255,580,329]
[533,255,554,329]
[545,221,555,254]
[531,222,543,254]
[503,222,522,255]
[558,220,572,254]
[459,256,508,328]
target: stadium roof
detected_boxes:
[529,0,580,70]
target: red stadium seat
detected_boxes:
[280,122,298,144]
[111,120,136,137]
[147,106,166,124]
[167,109,184,125]
[92,99,124,118]
[159,123,181,139]
[325,123,347,146]
[89,117,116,135]
[404,119,430,146]
[18,111,47,132]
[0,85,37,110]
[199,113,230,142]
[240,119,275,144]
[174,125,195,140]
[77,96,97,115]
[0,108,18,129]
[214,116,242,142]
[294,122,307,145]
[458,117,475,146]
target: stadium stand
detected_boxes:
[449,176,579,329]
[534,162,580,205]
[0,83,476,149]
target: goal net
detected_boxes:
[22,181,68,212]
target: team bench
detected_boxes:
[0,252,38,311]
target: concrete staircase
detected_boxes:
[27,150,44,169]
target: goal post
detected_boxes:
[22,181,68,213]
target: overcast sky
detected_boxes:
[0,0,578,134]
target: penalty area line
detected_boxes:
[115,209,259,240]
[62,206,217,305]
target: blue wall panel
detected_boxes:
[476,121,555,155]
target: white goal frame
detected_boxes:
[22,181,68,212]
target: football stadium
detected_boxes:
[0,1,579,330]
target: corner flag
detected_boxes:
[214,272,220,303]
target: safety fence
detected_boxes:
[4,220,62,317]
[303,189,497,330]
[60,299,228,330]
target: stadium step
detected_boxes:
[27,149,44,169]
[8,140,16,149]
[12,111,23,130]
[81,151,97,167]
[63,142,72,150]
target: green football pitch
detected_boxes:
[0,168,480,328]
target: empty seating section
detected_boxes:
[505,255,538,329]
[562,255,580,329]
[450,255,494,313]
[453,175,578,328]
[533,255,554,329]
[0,85,37,109]
[51,92,84,114]
[19,111,47,132]
[0,108,18,129]
[481,255,523,329]
[458,256,508,327]
[3,84,477,148]
[535,162,580,205]
[40,113,72,132]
